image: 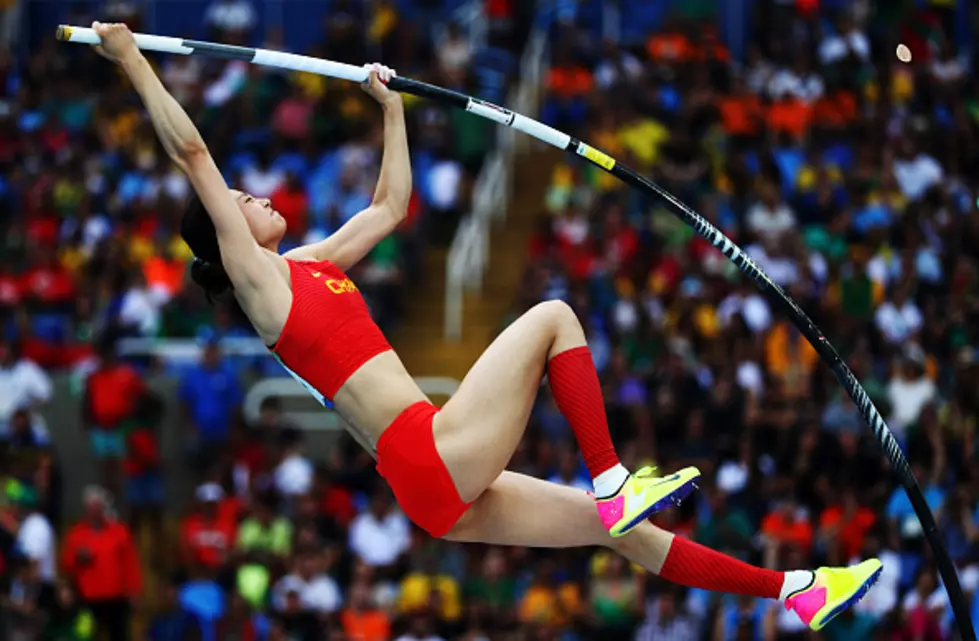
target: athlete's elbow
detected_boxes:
[171,138,209,168]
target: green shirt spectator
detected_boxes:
[237,498,293,557]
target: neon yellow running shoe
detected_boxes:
[785,559,883,630]
[595,466,701,537]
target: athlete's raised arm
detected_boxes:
[92,23,282,313]
[285,63,411,270]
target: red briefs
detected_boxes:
[375,401,473,537]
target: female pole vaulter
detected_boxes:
[89,22,881,631]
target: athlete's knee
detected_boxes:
[531,299,579,331]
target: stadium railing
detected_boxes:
[443,25,548,340]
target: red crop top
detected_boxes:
[270,258,393,405]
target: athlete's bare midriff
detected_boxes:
[242,249,428,451]
[331,350,429,444]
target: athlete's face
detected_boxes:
[231,189,286,248]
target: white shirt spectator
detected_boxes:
[16,512,55,582]
[437,34,471,74]
[893,154,943,201]
[241,165,284,199]
[715,460,749,495]
[272,573,341,613]
[767,68,824,103]
[427,161,463,210]
[875,299,922,344]
[594,52,643,90]
[205,0,256,33]
[718,292,772,334]
[931,57,965,83]
[119,285,164,335]
[853,548,900,618]
[746,201,796,242]
[554,214,589,246]
[736,360,765,397]
[818,29,870,65]
[636,597,699,641]
[275,453,314,497]
[886,375,935,436]
[0,357,52,425]
[349,509,410,567]
[902,587,949,613]
[746,244,799,288]
[204,61,248,107]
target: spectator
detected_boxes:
[179,339,243,475]
[398,546,462,624]
[746,181,796,244]
[41,579,95,641]
[180,482,237,574]
[588,552,642,637]
[273,429,314,499]
[546,442,591,492]
[147,580,202,641]
[0,337,52,434]
[760,497,814,562]
[122,392,165,540]
[341,580,391,641]
[516,558,582,628]
[2,555,48,641]
[348,487,410,570]
[271,549,342,616]
[61,486,141,641]
[886,354,936,439]
[818,488,877,565]
[215,592,267,641]
[204,0,256,43]
[236,493,293,560]
[12,488,55,587]
[395,614,446,641]
[82,337,145,494]
[635,586,699,641]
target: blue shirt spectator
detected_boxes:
[179,342,243,443]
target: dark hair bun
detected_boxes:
[190,258,232,300]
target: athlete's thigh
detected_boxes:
[434,302,565,501]
[445,472,675,573]
[444,471,611,548]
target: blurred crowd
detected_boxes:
[517,0,979,639]
[2,0,979,640]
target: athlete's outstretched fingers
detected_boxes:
[434,301,585,502]
[444,471,675,575]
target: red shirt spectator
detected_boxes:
[818,491,876,561]
[761,502,814,555]
[143,255,185,298]
[180,483,238,569]
[84,349,146,430]
[124,426,161,477]
[61,488,142,602]
[0,269,20,308]
[270,174,309,237]
[20,252,76,305]
[320,480,356,528]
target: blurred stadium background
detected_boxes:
[1,0,979,639]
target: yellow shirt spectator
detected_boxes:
[618,118,669,167]
[764,321,818,383]
[398,572,462,621]
[292,72,327,100]
[518,580,582,627]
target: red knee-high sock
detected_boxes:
[658,536,784,599]
[547,345,620,478]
